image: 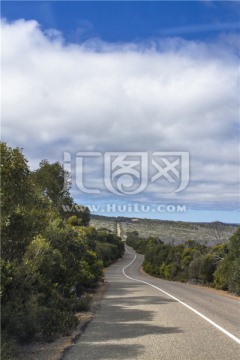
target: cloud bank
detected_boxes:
[1,19,239,212]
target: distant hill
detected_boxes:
[90,215,239,246]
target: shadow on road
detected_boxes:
[68,343,144,360]
[64,257,182,359]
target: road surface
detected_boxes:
[64,246,240,360]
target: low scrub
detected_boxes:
[126,228,240,295]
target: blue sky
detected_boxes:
[1,1,240,223]
[2,1,240,43]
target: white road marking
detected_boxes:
[122,247,240,345]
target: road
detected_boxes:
[64,246,240,360]
[116,223,121,237]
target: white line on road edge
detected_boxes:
[122,247,240,345]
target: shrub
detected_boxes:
[3,296,38,343]
[38,306,78,341]
[227,258,240,295]
[214,260,229,290]
[72,294,92,312]
[1,333,16,360]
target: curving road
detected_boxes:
[64,246,240,360]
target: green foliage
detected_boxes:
[37,298,78,341]
[74,206,90,226]
[96,242,118,266]
[188,255,204,280]
[228,228,240,260]
[1,332,16,360]
[67,215,80,226]
[0,142,31,218]
[200,254,217,283]
[2,294,38,343]
[126,228,240,294]
[214,228,240,294]
[213,260,229,290]
[31,159,73,211]
[95,229,124,266]
[0,143,35,261]
[1,143,124,351]
[227,258,240,294]
[73,294,92,312]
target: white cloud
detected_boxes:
[1,19,239,211]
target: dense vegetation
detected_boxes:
[0,143,124,358]
[126,229,240,295]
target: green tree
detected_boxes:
[0,142,31,219]
[214,259,230,290]
[1,143,36,260]
[228,228,240,260]
[213,228,240,294]
[32,159,73,214]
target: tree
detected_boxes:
[1,142,31,219]
[200,254,217,283]
[214,228,240,294]
[32,160,73,214]
[228,228,240,260]
[1,143,34,260]
[69,205,90,226]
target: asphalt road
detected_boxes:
[64,246,240,360]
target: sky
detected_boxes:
[1,1,240,223]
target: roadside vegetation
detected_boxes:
[0,142,124,359]
[91,215,238,246]
[126,229,240,296]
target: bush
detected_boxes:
[214,260,230,290]
[228,258,240,294]
[1,333,16,360]
[38,306,78,341]
[214,229,240,294]
[73,294,92,312]
[2,296,38,343]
